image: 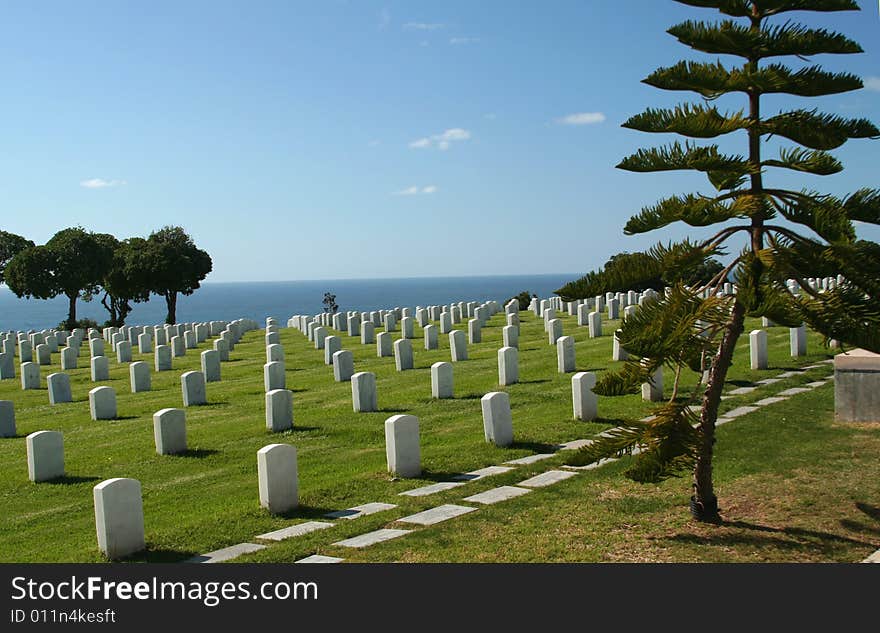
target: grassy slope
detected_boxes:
[0,307,873,562]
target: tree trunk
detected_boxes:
[66,293,77,330]
[101,292,118,327]
[692,298,747,522]
[165,291,177,325]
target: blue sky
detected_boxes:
[1,0,878,282]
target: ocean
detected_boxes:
[0,274,578,331]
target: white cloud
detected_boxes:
[557,112,606,125]
[393,185,438,195]
[864,76,880,92]
[410,127,471,150]
[80,178,126,188]
[450,37,479,45]
[404,22,445,30]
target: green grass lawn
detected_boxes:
[1,307,873,563]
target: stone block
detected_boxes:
[27,430,64,482]
[258,444,298,514]
[498,346,518,386]
[93,478,145,559]
[481,391,513,447]
[377,332,393,357]
[266,389,294,432]
[201,350,221,382]
[324,335,341,365]
[450,330,468,362]
[181,371,207,406]
[153,408,187,455]
[557,335,575,373]
[333,350,354,382]
[749,329,768,370]
[0,400,15,437]
[21,361,40,389]
[394,339,414,371]
[47,372,72,404]
[385,414,421,478]
[431,361,453,399]
[834,348,880,422]
[572,372,598,421]
[351,371,377,412]
[89,386,117,420]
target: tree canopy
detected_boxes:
[142,226,213,324]
[566,0,879,523]
[0,231,35,286]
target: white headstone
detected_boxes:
[439,312,452,335]
[641,364,664,402]
[36,343,51,365]
[498,346,518,386]
[750,329,768,370]
[481,392,513,447]
[450,330,468,362]
[502,325,519,349]
[377,332,393,357]
[431,361,453,399]
[181,371,207,406]
[88,338,104,358]
[258,444,298,514]
[394,339,414,371]
[464,318,480,345]
[351,372,378,412]
[27,430,64,481]
[572,372,598,421]
[790,324,807,357]
[361,321,375,345]
[93,478,145,559]
[548,318,563,345]
[130,361,151,393]
[266,389,294,432]
[264,361,286,391]
[21,361,40,390]
[89,386,117,420]
[333,350,354,382]
[90,355,109,381]
[116,340,132,364]
[138,332,152,354]
[324,335,341,365]
[423,324,438,350]
[401,317,414,340]
[155,345,172,371]
[213,338,229,362]
[557,335,576,373]
[47,372,72,404]
[607,298,620,320]
[153,408,187,455]
[612,329,628,361]
[170,335,185,357]
[385,414,421,478]
[195,350,219,383]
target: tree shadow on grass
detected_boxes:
[508,440,564,453]
[274,504,339,521]
[838,502,880,537]
[128,547,200,563]
[45,475,101,485]
[414,469,470,482]
[661,519,877,552]
[726,379,754,387]
[175,449,220,459]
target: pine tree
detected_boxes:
[567,0,879,522]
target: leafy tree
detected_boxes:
[557,248,725,300]
[567,0,879,522]
[143,226,212,324]
[6,228,113,329]
[96,234,151,326]
[506,290,537,311]
[0,231,34,286]
[322,292,339,313]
